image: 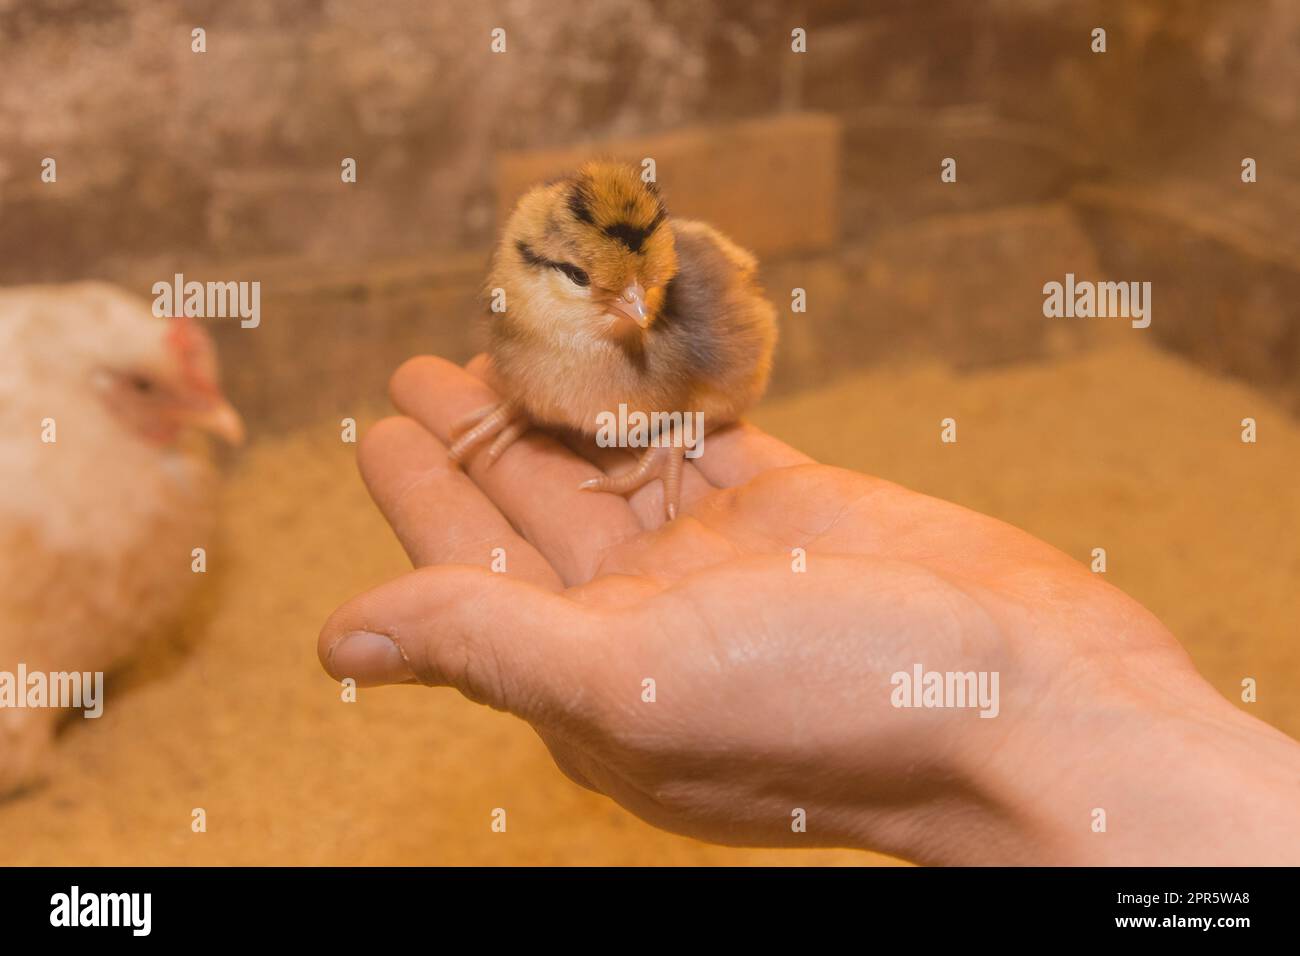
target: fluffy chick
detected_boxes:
[0,282,243,797]
[451,161,777,519]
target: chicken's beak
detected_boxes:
[607,281,651,330]
[180,396,246,447]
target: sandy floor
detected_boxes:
[2,340,1296,865]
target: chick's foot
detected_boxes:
[448,401,529,466]
[579,444,686,521]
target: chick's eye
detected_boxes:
[126,374,157,396]
[554,262,590,287]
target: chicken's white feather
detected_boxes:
[0,282,226,795]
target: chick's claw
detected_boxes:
[447,401,527,465]
[579,444,686,521]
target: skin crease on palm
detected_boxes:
[318,354,1300,866]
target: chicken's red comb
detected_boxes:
[164,315,221,399]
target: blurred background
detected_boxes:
[0,0,1297,864]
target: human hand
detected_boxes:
[319,355,1300,865]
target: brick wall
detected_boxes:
[2,0,1298,428]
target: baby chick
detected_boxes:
[451,161,777,519]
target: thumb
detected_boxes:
[318,565,597,723]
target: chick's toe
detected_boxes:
[579,445,686,521]
[447,401,528,465]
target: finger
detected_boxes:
[389,356,644,585]
[690,420,814,487]
[319,565,602,728]
[357,416,561,589]
[464,352,495,382]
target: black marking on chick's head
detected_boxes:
[602,207,666,254]
[566,185,596,225]
[564,163,668,255]
[516,239,590,287]
[515,239,547,268]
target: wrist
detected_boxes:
[966,661,1300,865]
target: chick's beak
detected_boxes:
[178,394,246,446]
[608,281,651,330]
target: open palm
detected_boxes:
[319,355,1211,862]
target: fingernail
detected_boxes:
[328,631,414,684]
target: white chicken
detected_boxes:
[0,282,243,796]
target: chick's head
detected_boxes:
[499,161,677,337]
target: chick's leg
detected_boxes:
[484,418,529,465]
[447,401,529,465]
[579,444,687,521]
[449,402,499,438]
